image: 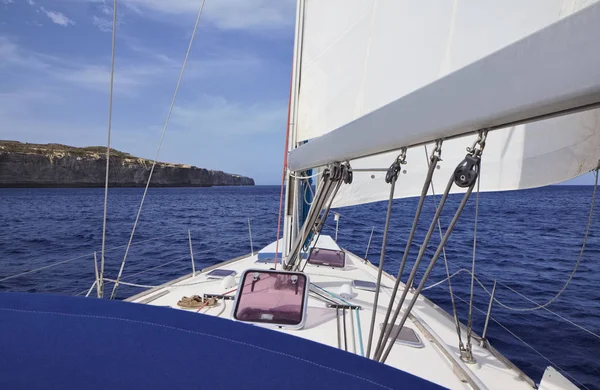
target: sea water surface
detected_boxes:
[1,185,599,389]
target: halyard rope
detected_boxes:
[111,0,208,299]
[100,0,118,298]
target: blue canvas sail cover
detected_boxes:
[0,293,445,389]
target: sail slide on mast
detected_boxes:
[287,1,600,206]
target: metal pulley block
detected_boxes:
[453,155,480,188]
[385,161,401,184]
[385,148,407,184]
[329,164,340,181]
[339,164,347,183]
[342,163,353,184]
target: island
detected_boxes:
[0,141,255,187]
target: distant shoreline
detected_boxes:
[0,141,255,188]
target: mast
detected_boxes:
[282,0,306,259]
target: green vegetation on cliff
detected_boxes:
[0,141,255,188]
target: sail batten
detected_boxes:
[288,1,600,173]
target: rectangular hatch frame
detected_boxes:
[232,269,309,330]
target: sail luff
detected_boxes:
[288,2,600,172]
[282,0,306,257]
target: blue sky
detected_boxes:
[0,0,594,185]
[0,0,295,184]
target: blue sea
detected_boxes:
[1,185,599,389]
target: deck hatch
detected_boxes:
[352,280,377,292]
[232,269,309,329]
[206,269,237,279]
[307,248,345,268]
[379,324,424,348]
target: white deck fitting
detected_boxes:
[257,235,338,261]
[128,238,536,390]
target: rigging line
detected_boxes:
[110,0,207,300]
[376,233,600,345]
[303,179,315,206]
[285,172,331,270]
[93,252,100,298]
[101,278,157,289]
[120,256,189,281]
[485,168,598,313]
[422,144,464,352]
[327,202,600,341]
[381,181,477,363]
[290,167,343,272]
[0,231,188,283]
[425,264,600,342]
[274,70,295,270]
[0,252,95,283]
[43,277,92,293]
[427,239,595,318]
[449,290,590,390]
[349,307,357,354]
[343,307,348,351]
[309,291,339,305]
[331,211,436,258]
[373,147,438,359]
[103,230,183,253]
[309,285,343,305]
[336,307,342,349]
[366,155,402,359]
[355,309,365,357]
[422,269,468,291]
[76,288,91,297]
[374,173,455,361]
[310,283,351,305]
[120,244,227,282]
[299,180,343,273]
[289,170,323,179]
[214,299,227,317]
[100,0,118,299]
[466,159,482,354]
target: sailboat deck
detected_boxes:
[127,238,535,390]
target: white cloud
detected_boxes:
[0,89,57,119]
[0,36,19,62]
[0,36,162,95]
[53,64,141,91]
[41,7,75,27]
[92,15,113,32]
[2,0,14,5]
[101,2,111,15]
[184,54,262,81]
[27,0,35,6]
[121,0,295,30]
[91,0,123,32]
[171,95,286,136]
[0,36,54,70]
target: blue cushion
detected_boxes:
[0,293,446,390]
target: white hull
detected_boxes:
[126,236,563,389]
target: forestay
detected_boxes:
[292,0,600,208]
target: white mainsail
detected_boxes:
[292,0,600,208]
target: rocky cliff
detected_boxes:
[0,141,254,187]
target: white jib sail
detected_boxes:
[292,0,600,208]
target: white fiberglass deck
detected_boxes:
[127,237,536,390]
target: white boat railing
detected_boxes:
[325,217,600,339]
[326,215,597,389]
[1,217,267,297]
